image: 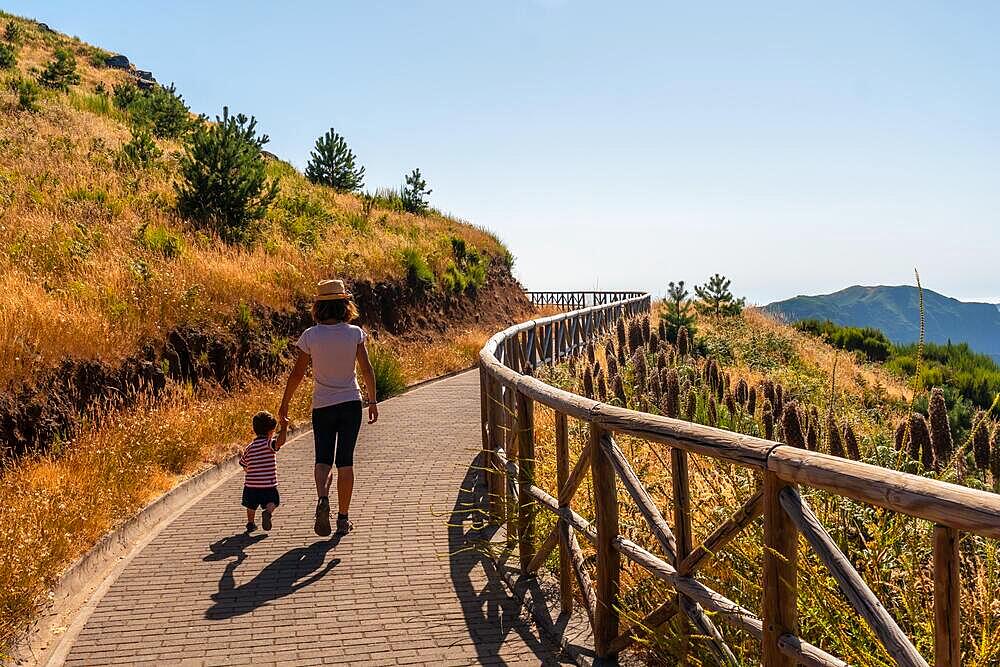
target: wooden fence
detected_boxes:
[479,291,1000,666]
[526,291,647,310]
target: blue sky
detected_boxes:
[9,1,999,303]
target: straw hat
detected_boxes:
[314,279,351,301]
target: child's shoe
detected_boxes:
[335,513,353,535]
[262,510,273,531]
[245,521,256,533]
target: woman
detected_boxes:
[279,279,378,537]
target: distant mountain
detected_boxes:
[765,285,1000,361]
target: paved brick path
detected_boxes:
[63,371,570,666]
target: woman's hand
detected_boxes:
[368,402,379,424]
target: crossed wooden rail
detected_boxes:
[526,291,647,310]
[478,291,1000,666]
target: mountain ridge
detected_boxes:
[765,285,1000,361]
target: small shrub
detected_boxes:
[402,248,434,288]
[112,80,140,110]
[5,20,22,43]
[369,187,405,212]
[369,343,406,400]
[305,128,365,192]
[117,129,162,169]
[130,83,189,139]
[401,168,431,214]
[38,48,80,91]
[273,193,331,248]
[0,43,16,70]
[7,76,38,111]
[175,106,279,245]
[137,223,183,258]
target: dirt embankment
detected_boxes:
[0,266,530,458]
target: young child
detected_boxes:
[239,410,288,532]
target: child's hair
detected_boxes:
[312,298,359,324]
[252,410,278,437]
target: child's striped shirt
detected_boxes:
[239,436,278,488]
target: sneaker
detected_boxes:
[314,497,331,537]
[262,510,273,531]
[335,515,353,536]
[245,521,256,533]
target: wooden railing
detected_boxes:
[526,291,647,310]
[479,291,1000,666]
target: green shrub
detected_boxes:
[272,193,331,248]
[795,320,893,362]
[175,107,279,245]
[130,83,189,138]
[5,20,22,44]
[369,343,406,400]
[111,80,190,139]
[117,129,162,169]
[112,80,140,110]
[137,222,183,258]
[402,248,434,288]
[6,75,37,111]
[369,187,405,212]
[39,48,80,90]
[0,43,15,69]
[305,128,365,192]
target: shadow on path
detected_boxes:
[204,535,341,620]
[448,451,570,665]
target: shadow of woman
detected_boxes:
[205,536,342,620]
[448,451,568,665]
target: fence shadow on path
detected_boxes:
[448,451,572,665]
[204,534,342,620]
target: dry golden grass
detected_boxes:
[0,12,509,389]
[521,310,1000,665]
[0,324,496,655]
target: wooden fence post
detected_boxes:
[516,389,536,573]
[762,471,797,666]
[555,411,573,613]
[671,447,693,655]
[504,383,518,547]
[486,374,505,521]
[934,525,961,667]
[591,422,620,659]
[479,364,492,510]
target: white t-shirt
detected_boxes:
[295,323,365,409]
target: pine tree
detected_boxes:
[305,128,365,192]
[661,281,696,343]
[175,107,279,245]
[402,168,432,214]
[694,273,746,317]
[39,48,80,90]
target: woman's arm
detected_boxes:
[356,340,379,424]
[278,350,310,424]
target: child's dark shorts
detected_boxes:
[242,486,280,510]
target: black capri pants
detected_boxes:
[312,400,363,468]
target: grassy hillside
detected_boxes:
[529,307,1000,665]
[0,11,513,393]
[766,285,1000,361]
[0,12,528,653]
[797,318,1000,433]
